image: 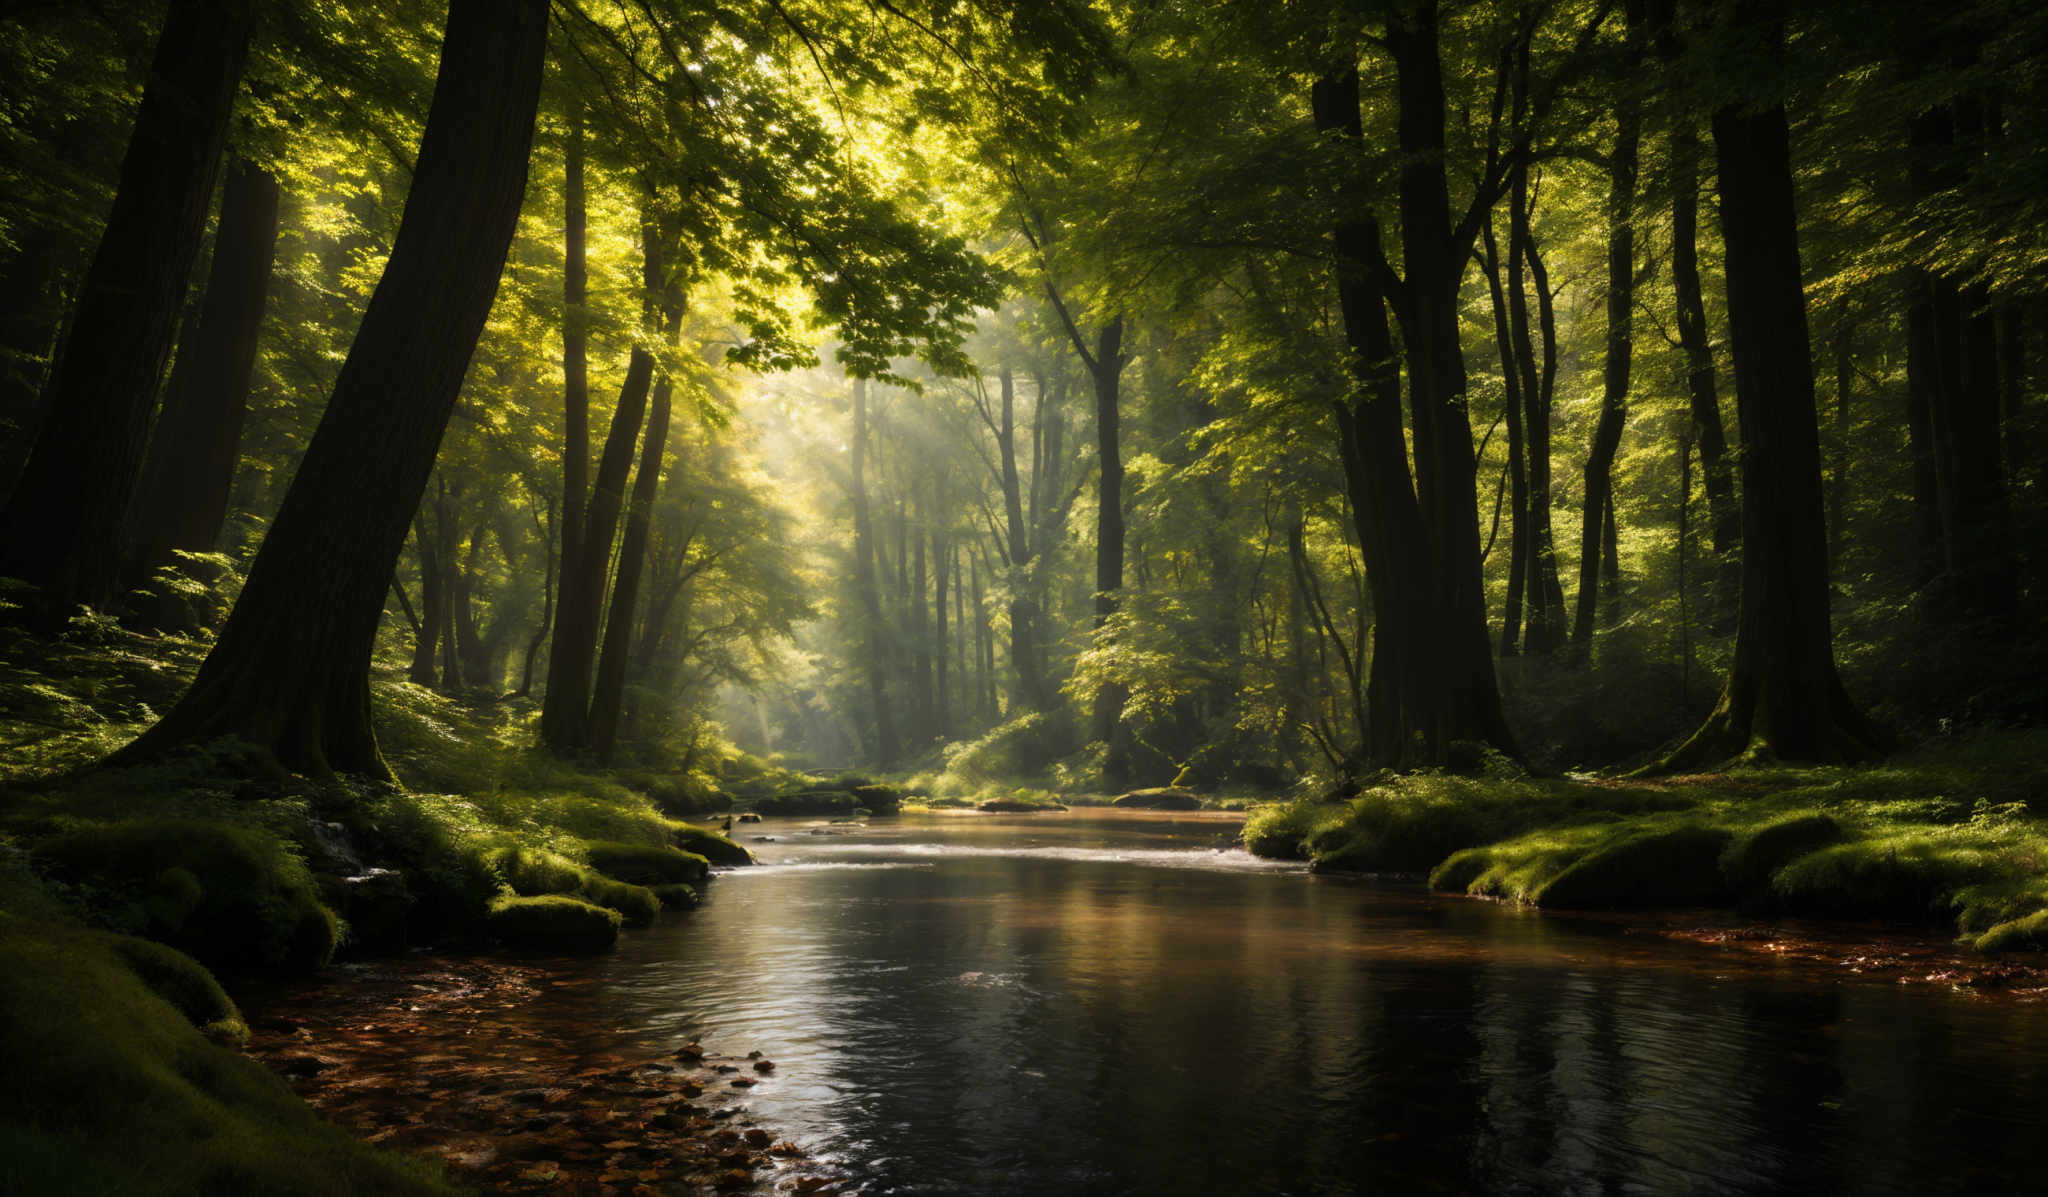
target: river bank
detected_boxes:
[1240,731,2048,955]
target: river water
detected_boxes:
[514,810,2043,1194]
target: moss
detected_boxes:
[1306,792,1495,875]
[1770,837,1978,919]
[1973,909,2048,954]
[36,819,338,971]
[580,875,660,927]
[0,915,455,1195]
[671,823,754,866]
[583,841,709,886]
[651,883,700,909]
[485,894,620,954]
[1241,800,1333,859]
[491,844,587,896]
[1428,848,1492,894]
[851,783,904,814]
[1531,825,1734,908]
[103,933,247,1043]
[1718,812,1845,896]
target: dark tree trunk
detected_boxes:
[1480,215,1528,657]
[452,517,491,688]
[435,484,462,691]
[127,158,280,595]
[1904,282,1945,589]
[1573,32,1641,661]
[407,509,443,687]
[589,331,677,764]
[1656,10,1741,566]
[542,214,663,753]
[516,493,555,697]
[117,0,548,777]
[995,367,1049,710]
[909,480,933,742]
[2,0,253,619]
[1661,2,1880,768]
[1509,167,1568,654]
[1383,7,1516,757]
[851,377,899,765]
[1831,308,1853,571]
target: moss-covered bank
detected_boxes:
[1241,730,2048,953]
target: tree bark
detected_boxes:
[1660,0,1880,768]
[1508,167,1568,654]
[589,288,681,764]
[407,509,443,687]
[1480,215,1528,657]
[117,0,548,777]
[541,214,663,753]
[2,0,253,619]
[1573,26,1641,661]
[127,158,280,594]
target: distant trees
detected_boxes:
[0,0,253,621]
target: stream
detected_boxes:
[282,810,2048,1194]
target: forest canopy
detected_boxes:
[0,0,2040,790]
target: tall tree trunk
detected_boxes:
[560,103,590,608]
[995,367,1049,710]
[1508,166,1568,654]
[127,158,280,595]
[1831,308,1853,571]
[1383,5,1516,758]
[408,510,443,687]
[1480,216,1528,657]
[1,0,253,619]
[435,481,463,690]
[851,377,899,765]
[589,299,680,764]
[933,488,950,740]
[517,493,555,697]
[910,480,933,742]
[118,0,548,777]
[1661,0,1880,768]
[541,215,663,753]
[1655,6,1741,566]
[1088,317,1128,756]
[1573,31,1641,661]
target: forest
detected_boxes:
[2,0,2045,1193]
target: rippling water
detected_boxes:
[530,810,2046,1194]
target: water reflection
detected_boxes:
[577,811,2046,1194]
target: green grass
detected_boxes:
[485,893,621,954]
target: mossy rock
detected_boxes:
[0,915,456,1194]
[1973,909,2048,954]
[1111,787,1201,810]
[1719,812,1845,896]
[1531,825,1735,908]
[754,790,862,816]
[491,844,587,896]
[651,883,700,909]
[583,841,710,886]
[1770,838,1970,919]
[103,932,246,1043]
[36,819,338,971]
[485,894,620,954]
[671,824,754,866]
[851,784,903,815]
[580,876,660,928]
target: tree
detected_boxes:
[0,0,253,621]
[126,157,282,610]
[118,0,550,777]
[1659,0,1882,768]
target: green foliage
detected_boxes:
[36,819,337,971]
[484,894,620,955]
[0,915,455,1195]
